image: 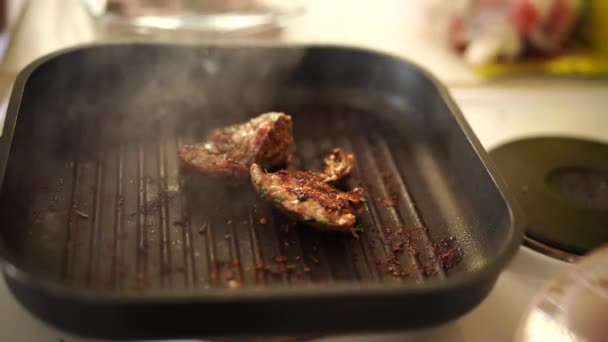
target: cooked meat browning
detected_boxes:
[322,148,354,183]
[250,164,365,233]
[178,112,293,179]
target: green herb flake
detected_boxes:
[353,225,365,233]
[351,225,365,240]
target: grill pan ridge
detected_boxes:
[0,44,523,339]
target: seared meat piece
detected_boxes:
[179,112,293,179]
[322,148,354,183]
[250,164,365,233]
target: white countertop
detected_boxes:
[0,1,606,341]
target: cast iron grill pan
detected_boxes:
[0,44,523,339]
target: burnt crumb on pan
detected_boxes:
[390,257,401,265]
[31,209,43,224]
[134,273,148,290]
[273,255,288,264]
[422,265,439,277]
[227,279,241,288]
[372,226,463,278]
[377,193,398,207]
[433,236,464,269]
[392,240,406,254]
[254,262,266,272]
[249,255,315,279]
[224,269,236,281]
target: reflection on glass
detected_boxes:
[83,0,304,36]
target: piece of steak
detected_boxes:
[179,112,293,179]
[250,163,365,233]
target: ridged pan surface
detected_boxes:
[0,44,523,339]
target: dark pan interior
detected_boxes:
[0,45,515,292]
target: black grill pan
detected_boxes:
[0,44,523,339]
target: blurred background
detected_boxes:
[0,1,606,342]
[1,1,608,85]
